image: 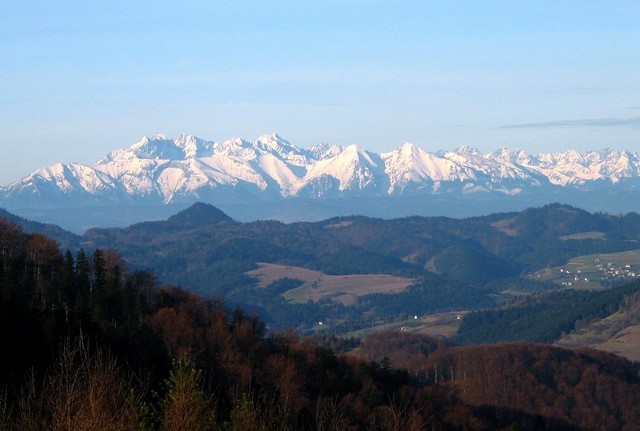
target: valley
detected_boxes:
[4,202,640,429]
[6,4,640,428]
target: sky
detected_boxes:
[1,1,639,185]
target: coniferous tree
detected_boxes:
[161,355,217,431]
[62,250,75,307]
[75,248,91,314]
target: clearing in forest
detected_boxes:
[246,263,415,305]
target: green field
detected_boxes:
[342,311,467,339]
[530,249,640,290]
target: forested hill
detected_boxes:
[80,202,640,284]
[2,219,640,430]
[71,202,640,331]
[4,202,640,332]
[0,207,79,249]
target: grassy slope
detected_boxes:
[246,262,415,305]
[529,249,640,290]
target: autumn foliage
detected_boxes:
[3,218,640,430]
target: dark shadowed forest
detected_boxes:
[3,217,640,430]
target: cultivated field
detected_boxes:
[342,311,468,339]
[246,263,415,305]
[530,249,640,290]
[556,309,640,362]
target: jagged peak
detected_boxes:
[490,147,529,162]
[255,132,283,142]
[340,144,379,167]
[455,145,481,155]
[381,142,424,160]
[344,143,363,153]
[219,137,252,147]
[5,131,640,211]
[309,143,344,160]
[398,142,418,153]
[254,133,301,154]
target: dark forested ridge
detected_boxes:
[3,202,640,334]
[3,219,640,430]
[66,202,640,332]
[453,280,640,345]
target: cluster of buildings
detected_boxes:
[558,268,590,286]
[556,260,638,287]
[595,259,637,281]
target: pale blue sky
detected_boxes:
[1,1,639,184]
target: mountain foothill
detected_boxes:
[3,145,640,428]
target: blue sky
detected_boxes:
[1,1,639,184]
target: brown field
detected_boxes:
[559,231,606,240]
[490,218,518,236]
[560,231,605,241]
[246,263,415,305]
[590,325,640,361]
[556,309,640,362]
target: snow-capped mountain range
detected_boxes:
[1,133,639,231]
[3,132,640,204]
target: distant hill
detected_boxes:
[4,216,640,430]
[0,207,79,250]
[72,202,640,332]
[5,201,640,351]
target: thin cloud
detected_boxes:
[564,87,601,94]
[499,116,640,129]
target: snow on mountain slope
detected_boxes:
[254,133,312,165]
[94,159,163,195]
[442,146,543,185]
[381,143,475,193]
[99,134,216,163]
[302,144,384,194]
[517,148,640,186]
[2,132,640,210]
[595,150,640,181]
[256,153,304,196]
[8,163,120,199]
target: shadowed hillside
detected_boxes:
[2,219,640,430]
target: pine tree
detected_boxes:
[75,248,91,313]
[161,355,217,431]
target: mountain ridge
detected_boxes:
[2,133,640,231]
[4,133,640,201]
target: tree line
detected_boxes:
[4,217,640,430]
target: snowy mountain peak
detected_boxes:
[253,133,309,165]
[98,134,215,163]
[215,137,256,159]
[309,144,345,160]
[3,132,640,216]
[489,147,530,164]
[398,142,418,154]
[342,144,378,167]
[174,134,216,159]
[455,145,481,155]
